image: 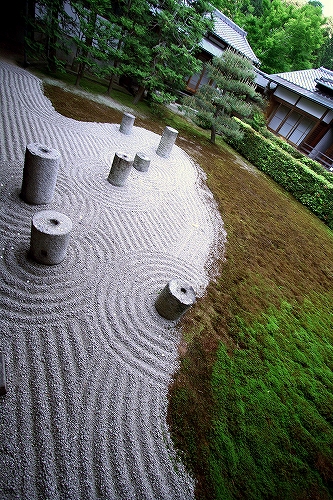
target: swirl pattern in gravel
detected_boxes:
[0,60,226,500]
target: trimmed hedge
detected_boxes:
[228,119,333,229]
[260,128,333,183]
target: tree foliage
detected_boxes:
[182,49,264,143]
[158,2,211,101]
[71,0,120,86]
[104,0,214,103]
[316,19,333,70]
[25,0,76,73]
[210,0,327,74]
[102,0,152,95]
[25,0,213,104]
[319,35,333,70]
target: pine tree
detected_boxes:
[26,0,213,103]
[121,0,214,104]
[71,0,120,86]
[25,0,75,72]
[182,49,264,144]
[104,0,152,96]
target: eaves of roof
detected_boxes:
[200,38,224,58]
[210,8,260,65]
[267,68,333,110]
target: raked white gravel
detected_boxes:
[0,60,226,500]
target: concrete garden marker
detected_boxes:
[30,210,72,265]
[133,152,151,172]
[21,143,60,204]
[155,279,196,321]
[156,126,178,158]
[108,152,133,187]
[119,112,135,135]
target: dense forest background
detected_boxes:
[210,0,333,73]
[25,0,215,104]
[10,0,333,103]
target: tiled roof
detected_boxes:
[268,67,333,108]
[272,67,333,92]
[210,8,260,65]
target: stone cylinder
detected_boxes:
[155,279,196,321]
[30,210,72,265]
[156,126,178,158]
[108,152,133,187]
[133,152,151,172]
[119,112,135,135]
[21,143,60,204]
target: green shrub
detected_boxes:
[228,120,333,229]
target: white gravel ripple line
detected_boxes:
[0,60,226,499]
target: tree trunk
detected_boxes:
[108,63,119,94]
[107,74,115,95]
[75,11,97,87]
[108,39,123,94]
[24,0,35,67]
[210,125,216,144]
[75,63,85,86]
[210,105,223,144]
[133,85,145,104]
[46,3,59,74]
[48,36,57,74]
